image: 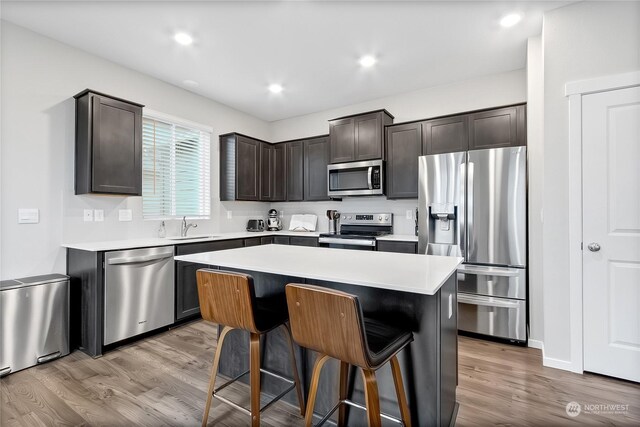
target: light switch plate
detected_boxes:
[406,210,413,220]
[94,209,104,222]
[83,209,94,222]
[118,209,132,221]
[448,294,453,319]
[18,208,39,224]
[227,211,232,219]
[279,210,284,218]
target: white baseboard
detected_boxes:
[543,355,582,373]
[528,339,544,350]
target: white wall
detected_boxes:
[526,36,544,346]
[542,1,640,365]
[0,21,271,279]
[270,69,527,234]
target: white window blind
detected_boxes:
[142,114,211,219]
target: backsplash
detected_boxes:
[270,197,418,235]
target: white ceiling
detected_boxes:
[1,1,568,121]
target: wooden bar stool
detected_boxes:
[196,269,305,427]
[285,284,413,427]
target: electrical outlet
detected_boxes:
[84,209,94,222]
[94,209,104,222]
[227,211,232,219]
[279,210,284,218]
[406,209,413,220]
[118,209,132,221]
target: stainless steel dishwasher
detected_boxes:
[104,246,175,345]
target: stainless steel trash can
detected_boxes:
[0,274,70,377]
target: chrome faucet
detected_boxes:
[181,216,198,237]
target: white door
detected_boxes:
[583,86,640,382]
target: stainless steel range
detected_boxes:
[319,213,392,250]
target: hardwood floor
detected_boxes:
[1,320,638,426]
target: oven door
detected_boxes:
[318,237,376,251]
[328,160,384,197]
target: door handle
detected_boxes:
[367,166,373,190]
[587,242,601,252]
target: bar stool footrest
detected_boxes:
[211,368,296,415]
[313,399,404,427]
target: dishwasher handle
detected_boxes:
[108,252,173,265]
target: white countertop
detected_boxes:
[175,245,462,295]
[61,231,320,252]
[62,231,419,252]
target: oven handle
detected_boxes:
[458,293,522,309]
[319,237,376,247]
[367,166,373,190]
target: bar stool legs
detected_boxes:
[202,324,305,427]
[390,356,412,426]
[305,354,331,427]
[338,361,349,426]
[283,323,306,416]
[202,325,232,427]
[360,369,382,427]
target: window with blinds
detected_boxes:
[142,115,211,219]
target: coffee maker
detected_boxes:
[267,209,282,231]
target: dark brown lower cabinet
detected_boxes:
[289,236,319,247]
[377,240,418,254]
[273,236,290,245]
[244,237,261,247]
[175,261,207,320]
[260,236,274,245]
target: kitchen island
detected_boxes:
[176,245,462,427]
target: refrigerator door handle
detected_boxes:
[466,160,474,260]
[459,161,466,259]
[458,293,521,309]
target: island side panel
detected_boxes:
[439,273,458,426]
[67,248,104,357]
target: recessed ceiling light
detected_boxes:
[268,84,283,94]
[359,55,377,68]
[500,13,522,28]
[183,79,199,87]
[174,32,193,46]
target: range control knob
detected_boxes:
[343,216,346,219]
[384,216,389,221]
[378,216,382,220]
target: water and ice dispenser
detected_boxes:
[428,203,457,242]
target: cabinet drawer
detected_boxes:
[273,236,290,245]
[377,240,417,254]
[289,236,318,247]
[260,236,274,245]
[176,239,244,256]
[244,237,262,247]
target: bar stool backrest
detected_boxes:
[196,269,259,334]
[285,284,369,368]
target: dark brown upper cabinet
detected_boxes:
[261,142,287,202]
[219,133,262,201]
[468,105,526,150]
[329,110,394,163]
[287,140,304,201]
[74,90,143,195]
[423,115,469,155]
[386,123,422,199]
[304,136,330,201]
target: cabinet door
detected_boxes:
[175,261,206,320]
[423,115,469,155]
[304,136,330,201]
[289,236,319,247]
[260,236,274,245]
[386,123,421,199]
[287,141,304,201]
[176,239,244,256]
[468,105,525,150]
[236,136,261,200]
[329,117,355,163]
[260,143,274,201]
[91,95,142,195]
[354,112,383,161]
[273,143,287,201]
[377,240,418,254]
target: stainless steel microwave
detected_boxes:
[327,160,384,197]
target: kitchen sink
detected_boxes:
[166,235,218,241]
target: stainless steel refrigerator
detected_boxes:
[418,147,527,342]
